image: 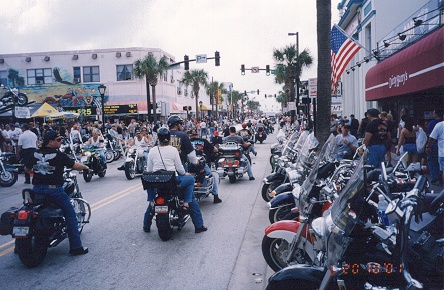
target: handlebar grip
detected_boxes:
[413,175,427,191]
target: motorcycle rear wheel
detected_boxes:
[269,205,293,224]
[0,170,17,187]
[97,169,106,178]
[71,198,91,234]
[124,161,135,180]
[113,150,120,161]
[229,175,236,183]
[156,213,173,241]
[17,93,28,106]
[262,236,290,272]
[16,236,48,268]
[105,150,114,163]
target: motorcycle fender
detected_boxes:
[269,192,293,208]
[3,164,17,172]
[263,173,282,184]
[268,264,326,285]
[273,183,292,196]
[264,220,300,243]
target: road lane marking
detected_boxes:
[0,183,144,257]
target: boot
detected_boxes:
[213,195,222,203]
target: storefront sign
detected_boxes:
[63,106,97,116]
[104,104,138,115]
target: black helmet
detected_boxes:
[167,115,183,128]
[157,127,171,144]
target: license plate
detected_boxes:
[13,226,29,237]
[155,206,168,214]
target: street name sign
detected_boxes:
[251,67,259,73]
[196,54,207,63]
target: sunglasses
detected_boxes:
[54,138,62,142]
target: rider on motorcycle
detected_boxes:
[117,128,151,170]
[224,126,255,180]
[239,123,257,156]
[167,115,199,169]
[143,128,207,233]
[84,129,107,168]
[189,129,222,203]
[26,130,89,256]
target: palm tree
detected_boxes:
[181,69,209,119]
[273,45,313,119]
[316,0,332,144]
[205,80,224,118]
[275,91,287,113]
[133,53,169,122]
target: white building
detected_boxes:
[337,0,443,123]
[0,47,213,120]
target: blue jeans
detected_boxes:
[367,144,386,168]
[203,164,218,195]
[200,128,207,138]
[98,149,106,164]
[143,175,204,229]
[427,148,440,179]
[244,154,253,177]
[33,185,83,251]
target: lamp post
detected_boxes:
[98,84,106,125]
[288,32,299,121]
[199,100,203,120]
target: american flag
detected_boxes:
[331,25,361,94]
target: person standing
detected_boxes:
[26,131,89,256]
[363,108,390,168]
[426,109,443,184]
[349,114,359,138]
[17,123,38,184]
[426,118,444,186]
[396,116,419,164]
[199,120,207,139]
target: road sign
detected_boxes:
[196,54,207,63]
[271,70,276,75]
[251,67,259,73]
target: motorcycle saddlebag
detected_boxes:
[0,207,19,235]
[141,170,177,190]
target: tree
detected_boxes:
[134,53,169,122]
[181,69,209,120]
[316,0,332,145]
[205,80,224,118]
[275,91,287,113]
[273,45,313,119]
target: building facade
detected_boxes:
[0,47,213,120]
[337,0,443,124]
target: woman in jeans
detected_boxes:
[143,127,207,234]
[396,116,419,164]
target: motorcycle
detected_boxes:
[0,169,90,267]
[0,84,28,108]
[142,172,191,241]
[188,153,218,201]
[266,156,443,289]
[256,125,267,143]
[0,151,18,187]
[80,146,107,182]
[216,142,250,183]
[124,146,146,180]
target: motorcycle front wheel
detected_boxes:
[269,204,293,224]
[15,236,48,268]
[105,150,114,163]
[262,236,290,272]
[97,168,106,178]
[16,93,28,106]
[261,180,280,202]
[156,212,174,241]
[0,170,17,187]
[83,170,93,182]
[124,161,135,180]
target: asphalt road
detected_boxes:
[0,133,275,290]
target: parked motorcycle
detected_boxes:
[0,84,28,108]
[0,169,90,267]
[217,142,250,183]
[80,146,106,182]
[124,146,146,180]
[0,151,18,187]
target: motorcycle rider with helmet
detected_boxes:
[143,127,207,233]
[188,129,222,203]
[26,131,89,256]
[224,126,255,180]
[239,123,257,156]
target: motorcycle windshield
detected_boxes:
[294,132,319,169]
[281,131,303,157]
[300,134,337,196]
[330,150,368,234]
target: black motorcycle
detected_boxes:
[80,146,106,182]
[256,125,267,143]
[0,84,28,108]
[0,169,90,267]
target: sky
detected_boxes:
[0,0,339,112]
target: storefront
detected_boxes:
[365,27,444,124]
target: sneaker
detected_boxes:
[249,176,255,180]
[213,195,222,203]
[195,226,208,233]
[117,165,124,171]
[69,247,88,256]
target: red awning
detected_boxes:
[365,27,444,101]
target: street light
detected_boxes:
[288,32,299,120]
[98,84,106,125]
[199,100,203,120]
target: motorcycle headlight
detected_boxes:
[85,151,92,157]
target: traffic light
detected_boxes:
[215,51,220,66]
[257,89,260,95]
[241,64,245,75]
[244,90,247,96]
[265,94,267,99]
[266,65,270,76]
[184,55,189,70]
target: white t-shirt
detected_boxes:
[147,145,186,175]
[18,130,38,149]
[200,122,206,129]
[70,129,82,141]
[430,121,444,157]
